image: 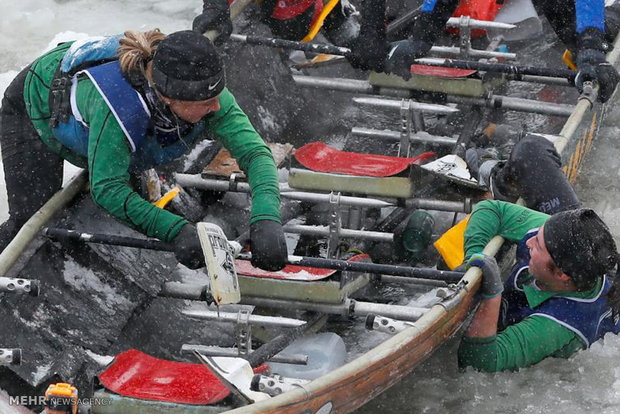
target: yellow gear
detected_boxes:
[44,383,78,414]
[433,216,470,270]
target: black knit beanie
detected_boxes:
[151,30,225,101]
[544,209,617,289]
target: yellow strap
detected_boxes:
[433,215,470,270]
[301,0,340,42]
[154,187,180,209]
[563,49,577,70]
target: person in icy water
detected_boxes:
[0,29,287,271]
[193,0,360,46]
[346,0,620,102]
[456,200,620,372]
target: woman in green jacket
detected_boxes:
[0,29,287,271]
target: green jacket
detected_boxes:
[457,200,600,372]
[23,42,281,242]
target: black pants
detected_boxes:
[0,66,64,252]
[495,135,581,215]
[264,0,351,42]
[533,0,619,49]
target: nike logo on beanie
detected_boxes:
[208,78,222,91]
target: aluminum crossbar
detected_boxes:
[445,17,515,30]
[351,127,457,146]
[182,309,306,328]
[181,344,309,365]
[174,174,471,213]
[284,224,394,243]
[353,97,459,115]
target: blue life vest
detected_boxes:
[501,229,620,347]
[51,36,206,172]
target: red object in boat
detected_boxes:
[294,142,435,177]
[235,254,371,281]
[448,0,505,38]
[409,64,477,78]
[98,349,267,405]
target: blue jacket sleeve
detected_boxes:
[576,0,605,33]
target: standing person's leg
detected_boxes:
[323,0,360,46]
[493,134,580,214]
[534,0,578,49]
[0,67,64,251]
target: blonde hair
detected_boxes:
[117,29,166,81]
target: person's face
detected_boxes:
[526,226,561,289]
[165,94,221,123]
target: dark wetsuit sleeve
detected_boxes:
[412,0,460,43]
[76,78,188,242]
[458,315,584,372]
[208,88,281,224]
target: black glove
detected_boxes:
[193,0,233,45]
[347,33,390,71]
[250,220,288,271]
[383,38,432,80]
[173,224,205,269]
[575,28,620,103]
[466,253,504,299]
[346,0,389,71]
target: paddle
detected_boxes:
[42,227,464,283]
[42,226,241,306]
[415,57,577,81]
[229,32,580,83]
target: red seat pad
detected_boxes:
[99,349,266,405]
[235,254,370,281]
[410,64,477,78]
[294,142,435,177]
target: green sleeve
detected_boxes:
[76,79,188,242]
[464,200,550,260]
[207,89,281,224]
[457,315,585,372]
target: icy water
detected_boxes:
[2,1,620,413]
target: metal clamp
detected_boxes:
[579,81,597,105]
[399,100,413,157]
[365,315,414,335]
[0,277,39,296]
[0,348,21,366]
[458,15,472,59]
[229,172,242,192]
[251,374,310,396]
[236,310,252,355]
[327,192,342,258]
